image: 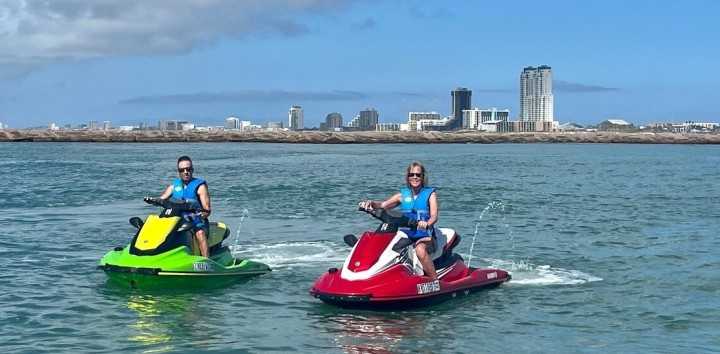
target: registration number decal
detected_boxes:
[193,262,213,272]
[487,271,497,280]
[417,280,440,294]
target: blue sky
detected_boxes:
[1,0,718,128]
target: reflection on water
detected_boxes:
[98,286,223,353]
[312,312,431,354]
[125,294,200,352]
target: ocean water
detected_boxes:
[1,142,719,353]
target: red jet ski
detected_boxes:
[309,208,511,310]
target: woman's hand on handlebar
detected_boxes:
[358,200,374,211]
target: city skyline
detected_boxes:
[1,1,719,129]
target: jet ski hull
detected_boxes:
[310,263,511,310]
[99,199,271,290]
[99,245,271,290]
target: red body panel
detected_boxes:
[347,232,394,272]
[309,220,511,310]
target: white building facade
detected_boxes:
[520,65,554,123]
[226,117,240,130]
[407,111,445,131]
[288,106,304,131]
[462,108,510,130]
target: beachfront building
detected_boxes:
[103,121,111,130]
[320,112,343,131]
[226,117,240,130]
[376,123,401,131]
[462,108,510,130]
[406,112,450,131]
[265,121,283,131]
[358,108,379,129]
[450,87,472,130]
[288,106,304,131]
[89,121,98,130]
[598,119,634,131]
[421,87,472,131]
[406,112,442,132]
[647,122,719,133]
[519,65,556,131]
[348,108,379,130]
[158,120,189,131]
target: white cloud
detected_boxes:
[0,0,356,78]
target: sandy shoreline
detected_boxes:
[1,129,719,144]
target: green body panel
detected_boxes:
[98,216,271,290]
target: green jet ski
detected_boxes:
[98,198,271,289]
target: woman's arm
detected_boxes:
[360,193,401,210]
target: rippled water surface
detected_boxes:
[2,142,719,353]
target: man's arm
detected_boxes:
[159,185,173,199]
[197,184,211,219]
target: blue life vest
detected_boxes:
[400,187,435,240]
[172,177,206,209]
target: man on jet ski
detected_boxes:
[358,161,438,280]
[149,155,212,258]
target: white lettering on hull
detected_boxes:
[417,280,440,294]
[193,262,213,272]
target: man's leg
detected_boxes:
[195,228,209,258]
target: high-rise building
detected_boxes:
[358,108,379,129]
[519,65,554,123]
[325,112,343,130]
[288,106,304,130]
[449,87,472,130]
[226,117,240,130]
[103,121,111,130]
[88,121,98,130]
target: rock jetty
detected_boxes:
[1,129,719,144]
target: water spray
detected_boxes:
[233,208,250,252]
[467,201,504,268]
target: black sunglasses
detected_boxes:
[178,167,194,173]
[407,173,423,178]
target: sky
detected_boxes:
[1,0,719,129]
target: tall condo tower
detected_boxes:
[519,65,554,122]
[288,106,304,131]
[358,108,379,129]
[450,87,472,130]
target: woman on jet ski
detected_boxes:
[358,161,438,280]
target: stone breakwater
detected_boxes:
[2,129,720,144]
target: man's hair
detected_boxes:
[177,155,193,166]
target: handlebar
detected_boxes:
[144,196,162,205]
[359,207,417,229]
[142,197,209,213]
